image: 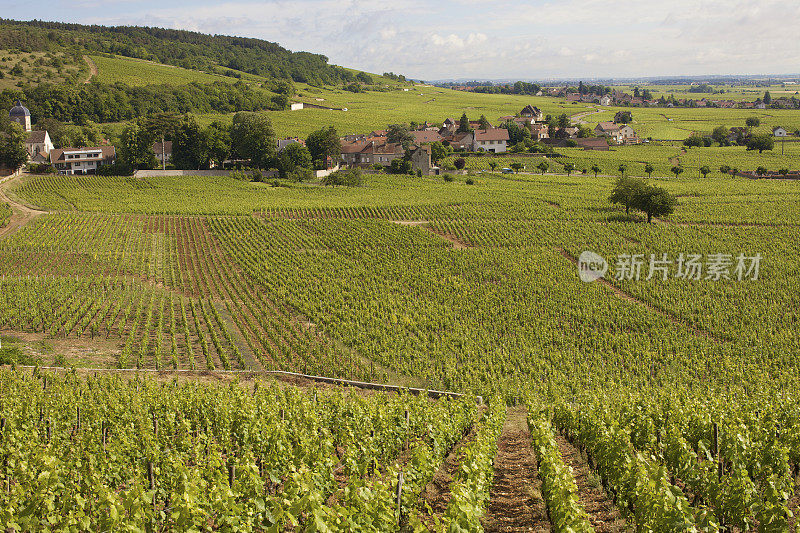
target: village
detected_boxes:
[8,100,648,177]
[447,84,800,110]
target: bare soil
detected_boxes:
[0,173,48,240]
[482,406,551,533]
[418,421,478,524]
[83,55,98,84]
[555,434,628,532]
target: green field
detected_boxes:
[89,54,253,87]
[2,170,800,529]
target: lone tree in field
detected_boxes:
[671,165,684,178]
[458,113,471,133]
[711,125,728,144]
[745,116,761,128]
[747,133,774,154]
[510,162,524,173]
[719,164,731,175]
[644,163,654,178]
[537,161,549,175]
[591,164,601,178]
[618,163,628,178]
[488,161,498,172]
[454,158,466,170]
[635,184,678,223]
[609,176,645,215]
[700,165,711,178]
[563,162,575,176]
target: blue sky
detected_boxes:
[3,0,798,80]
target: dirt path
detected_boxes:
[555,435,628,532]
[482,406,551,533]
[391,220,472,249]
[571,106,603,125]
[0,173,48,239]
[83,55,98,84]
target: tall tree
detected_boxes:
[306,126,341,169]
[457,113,471,133]
[230,112,276,169]
[387,124,413,149]
[172,115,208,170]
[203,121,231,168]
[277,143,312,178]
[0,122,29,170]
[478,115,491,130]
[118,119,156,172]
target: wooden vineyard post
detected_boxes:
[228,463,236,487]
[46,418,51,443]
[712,422,721,480]
[396,471,404,526]
[148,460,157,510]
[152,414,158,439]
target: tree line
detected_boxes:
[112,113,341,178]
[0,19,358,86]
[0,80,288,124]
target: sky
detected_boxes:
[3,0,799,80]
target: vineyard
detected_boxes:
[1,170,799,530]
[0,202,10,227]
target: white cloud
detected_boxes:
[29,0,800,79]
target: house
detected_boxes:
[473,129,509,153]
[340,141,404,167]
[369,130,388,138]
[773,127,788,137]
[530,123,550,140]
[343,134,367,143]
[595,122,620,138]
[441,118,458,132]
[598,96,612,106]
[442,132,473,150]
[152,140,173,166]
[9,100,32,132]
[290,103,304,111]
[50,146,116,175]
[410,130,442,144]
[277,138,305,151]
[755,103,766,110]
[566,94,582,102]
[563,126,580,139]
[409,145,437,175]
[25,130,54,162]
[520,105,543,121]
[617,124,639,144]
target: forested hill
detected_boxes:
[0,18,355,85]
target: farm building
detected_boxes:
[773,127,788,137]
[473,129,509,153]
[50,146,116,175]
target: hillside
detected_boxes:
[0,18,362,85]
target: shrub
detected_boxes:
[323,168,363,186]
[443,174,454,182]
[465,177,474,185]
[454,158,466,170]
